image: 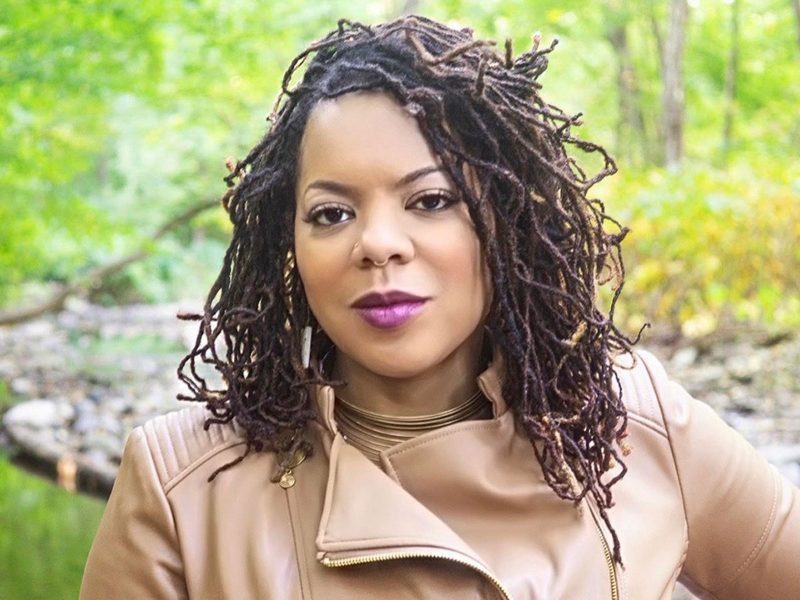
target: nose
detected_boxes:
[352,203,414,268]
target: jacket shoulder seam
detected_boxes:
[626,412,668,439]
[636,351,691,521]
[614,351,668,435]
[163,439,249,494]
[137,407,248,494]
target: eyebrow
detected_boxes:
[303,165,445,197]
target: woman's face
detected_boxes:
[293,91,490,379]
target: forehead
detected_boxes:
[295,91,441,190]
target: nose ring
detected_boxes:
[354,242,389,267]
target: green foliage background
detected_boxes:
[2,0,799,333]
[0,2,798,597]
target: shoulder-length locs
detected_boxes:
[178,15,640,563]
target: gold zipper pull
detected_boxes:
[279,469,296,489]
[271,446,307,488]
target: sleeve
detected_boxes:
[637,351,800,600]
[80,426,188,599]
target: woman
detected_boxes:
[80,15,799,600]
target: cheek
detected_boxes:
[294,228,352,321]
[294,227,327,308]
[428,226,488,313]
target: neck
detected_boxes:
[331,331,486,417]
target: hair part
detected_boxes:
[178,15,643,564]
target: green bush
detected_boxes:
[601,160,800,335]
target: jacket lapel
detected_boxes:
[315,433,483,563]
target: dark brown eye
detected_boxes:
[409,191,456,212]
[306,204,353,226]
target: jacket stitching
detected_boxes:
[163,439,248,493]
[143,424,170,484]
[716,471,779,594]
[638,353,692,547]
[623,355,667,432]
[617,360,641,415]
[382,454,400,482]
[626,412,668,438]
[321,536,464,547]
[135,427,190,599]
[175,418,192,471]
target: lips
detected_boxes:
[351,290,427,308]
[351,290,429,329]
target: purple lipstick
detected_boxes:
[351,291,429,330]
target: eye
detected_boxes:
[304,204,353,227]
[408,190,457,212]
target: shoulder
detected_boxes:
[612,348,673,438]
[126,405,249,492]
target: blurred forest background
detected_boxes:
[0,0,798,598]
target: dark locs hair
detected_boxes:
[178,15,642,563]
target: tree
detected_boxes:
[793,0,800,51]
[662,0,689,168]
[722,0,740,162]
[604,2,651,164]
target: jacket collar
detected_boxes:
[313,349,508,436]
[309,349,510,574]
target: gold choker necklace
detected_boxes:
[334,389,492,464]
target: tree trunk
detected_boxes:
[398,0,420,16]
[648,0,665,71]
[722,0,740,163]
[793,0,800,51]
[662,0,689,168]
[607,20,650,164]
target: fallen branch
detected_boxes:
[0,198,220,326]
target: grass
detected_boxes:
[0,452,106,600]
[0,329,179,598]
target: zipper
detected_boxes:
[320,548,512,600]
[586,503,620,600]
[320,518,617,600]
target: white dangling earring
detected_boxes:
[301,325,312,369]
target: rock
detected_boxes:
[82,449,111,470]
[757,444,800,465]
[10,377,35,396]
[86,388,107,404]
[103,396,135,415]
[63,296,93,314]
[670,346,698,369]
[775,462,800,487]
[726,353,764,383]
[72,410,101,435]
[686,364,726,385]
[1,303,794,503]
[53,427,70,444]
[4,399,74,429]
[95,413,123,436]
[81,431,123,460]
[17,320,55,339]
[0,357,16,378]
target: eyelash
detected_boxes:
[303,191,457,227]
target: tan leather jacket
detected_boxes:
[80,350,800,599]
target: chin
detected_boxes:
[355,349,444,380]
